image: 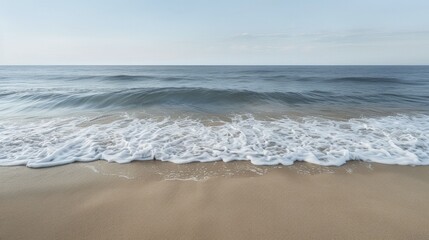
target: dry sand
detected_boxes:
[1,161,429,240]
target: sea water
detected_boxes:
[0,66,428,167]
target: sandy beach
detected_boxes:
[1,161,429,240]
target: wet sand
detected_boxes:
[1,161,429,240]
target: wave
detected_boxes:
[2,71,423,87]
[59,74,199,82]
[233,75,415,85]
[102,74,154,81]
[0,114,428,168]
[54,88,317,108]
[2,87,428,112]
[1,88,317,110]
[326,77,406,84]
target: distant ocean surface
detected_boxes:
[0,66,428,167]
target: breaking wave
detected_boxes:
[0,114,428,168]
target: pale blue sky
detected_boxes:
[1,0,429,64]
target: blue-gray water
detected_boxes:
[0,66,428,167]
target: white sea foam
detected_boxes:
[0,114,428,168]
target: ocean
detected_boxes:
[0,65,428,167]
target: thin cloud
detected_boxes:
[230,29,429,44]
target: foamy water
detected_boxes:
[0,114,427,168]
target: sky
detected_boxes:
[1,0,429,65]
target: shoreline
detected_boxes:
[1,161,429,239]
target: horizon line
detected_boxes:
[1,64,429,67]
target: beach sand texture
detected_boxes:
[1,161,429,240]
